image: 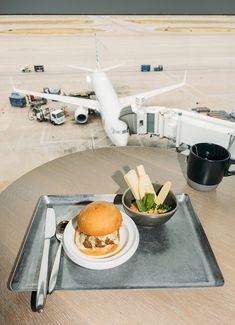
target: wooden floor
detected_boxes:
[1,146,235,324]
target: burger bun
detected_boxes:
[77,201,122,236]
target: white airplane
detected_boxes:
[14,63,186,146]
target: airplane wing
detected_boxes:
[119,72,186,108]
[14,88,99,111]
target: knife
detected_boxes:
[36,207,56,312]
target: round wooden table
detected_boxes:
[1,146,235,324]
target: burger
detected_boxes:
[74,201,123,256]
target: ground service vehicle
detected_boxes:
[21,64,45,72]
[36,107,66,125]
[154,65,164,71]
[9,92,27,107]
[43,88,61,102]
[43,88,61,95]
[27,95,47,106]
[141,64,151,72]
[34,65,44,72]
[21,64,31,73]
[68,90,95,99]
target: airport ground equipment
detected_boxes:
[21,64,44,72]
[68,90,96,99]
[21,64,31,73]
[34,65,44,72]
[32,106,66,125]
[192,107,235,122]
[43,88,61,102]
[9,92,27,107]
[27,95,47,106]
[207,110,235,122]
[43,88,61,95]
[141,64,151,72]
[153,65,163,71]
[119,106,235,158]
[231,108,235,119]
[191,107,210,113]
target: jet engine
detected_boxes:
[74,106,89,124]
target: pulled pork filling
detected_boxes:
[76,230,119,250]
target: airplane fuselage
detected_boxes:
[92,69,129,146]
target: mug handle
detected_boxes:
[225,159,235,176]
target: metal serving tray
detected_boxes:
[9,193,224,291]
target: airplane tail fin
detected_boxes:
[94,33,100,69]
[94,34,123,71]
[103,63,124,72]
[68,34,123,73]
[67,65,95,72]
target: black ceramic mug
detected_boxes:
[187,143,235,191]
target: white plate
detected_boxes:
[63,211,139,270]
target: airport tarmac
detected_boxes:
[1,15,235,192]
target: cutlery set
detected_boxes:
[35,207,67,312]
[48,220,69,294]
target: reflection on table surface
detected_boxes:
[0,146,235,324]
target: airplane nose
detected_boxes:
[114,134,128,146]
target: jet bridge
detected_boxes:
[119,106,137,135]
[119,106,235,158]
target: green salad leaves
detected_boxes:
[136,193,171,213]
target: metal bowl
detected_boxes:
[122,183,178,227]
